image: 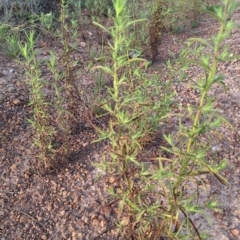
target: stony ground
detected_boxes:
[0,3,240,240]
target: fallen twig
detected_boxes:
[13,208,45,228]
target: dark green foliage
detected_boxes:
[84,0,115,17]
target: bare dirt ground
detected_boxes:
[0,3,240,240]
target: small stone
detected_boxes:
[41,234,47,240]
[84,122,91,128]
[10,164,17,171]
[13,99,21,106]
[68,224,75,232]
[16,81,23,87]
[19,215,28,223]
[100,219,106,228]
[2,70,8,75]
[59,210,65,216]
[80,42,86,48]
[73,196,78,204]
[62,191,68,197]
[72,231,82,239]
[7,86,16,93]
[230,229,239,237]
[108,176,116,184]
[120,216,130,226]
[47,203,52,212]
[0,78,8,85]
[88,31,93,37]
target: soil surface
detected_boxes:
[1,3,240,240]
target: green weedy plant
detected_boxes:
[0,24,21,58]
[18,31,56,168]
[92,0,173,238]
[0,33,20,58]
[146,0,236,239]
[57,0,82,122]
[40,0,83,158]
[39,12,54,31]
[149,0,213,33]
[85,0,114,17]
[16,0,84,168]
[93,0,238,239]
[46,51,71,155]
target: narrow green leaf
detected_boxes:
[91,65,113,76]
[92,21,111,34]
[188,37,212,49]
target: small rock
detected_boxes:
[73,196,79,204]
[120,216,130,226]
[108,176,116,184]
[100,219,106,228]
[0,78,8,85]
[230,229,239,237]
[80,42,86,48]
[7,86,16,93]
[84,122,91,128]
[41,234,47,240]
[13,99,21,106]
[19,215,28,223]
[2,70,8,75]
[47,203,52,212]
[16,81,24,87]
[62,191,68,198]
[88,31,93,37]
[72,231,82,239]
[10,164,17,171]
[59,210,65,216]
[68,224,75,232]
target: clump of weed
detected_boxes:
[0,24,22,58]
[57,0,85,127]
[93,0,237,239]
[85,0,114,17]
[19,31,56,168]
[92,0,172,238]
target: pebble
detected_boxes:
[230,229,239,237]
[84,122,91,128]
[62,191,68,197]
[7,86,16,93]
[0,78,8,85]
[72,231,82,239]
[80,42,86,48]
[41,234,48,240]
[13,99,21,106]
[59,210,65,216]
